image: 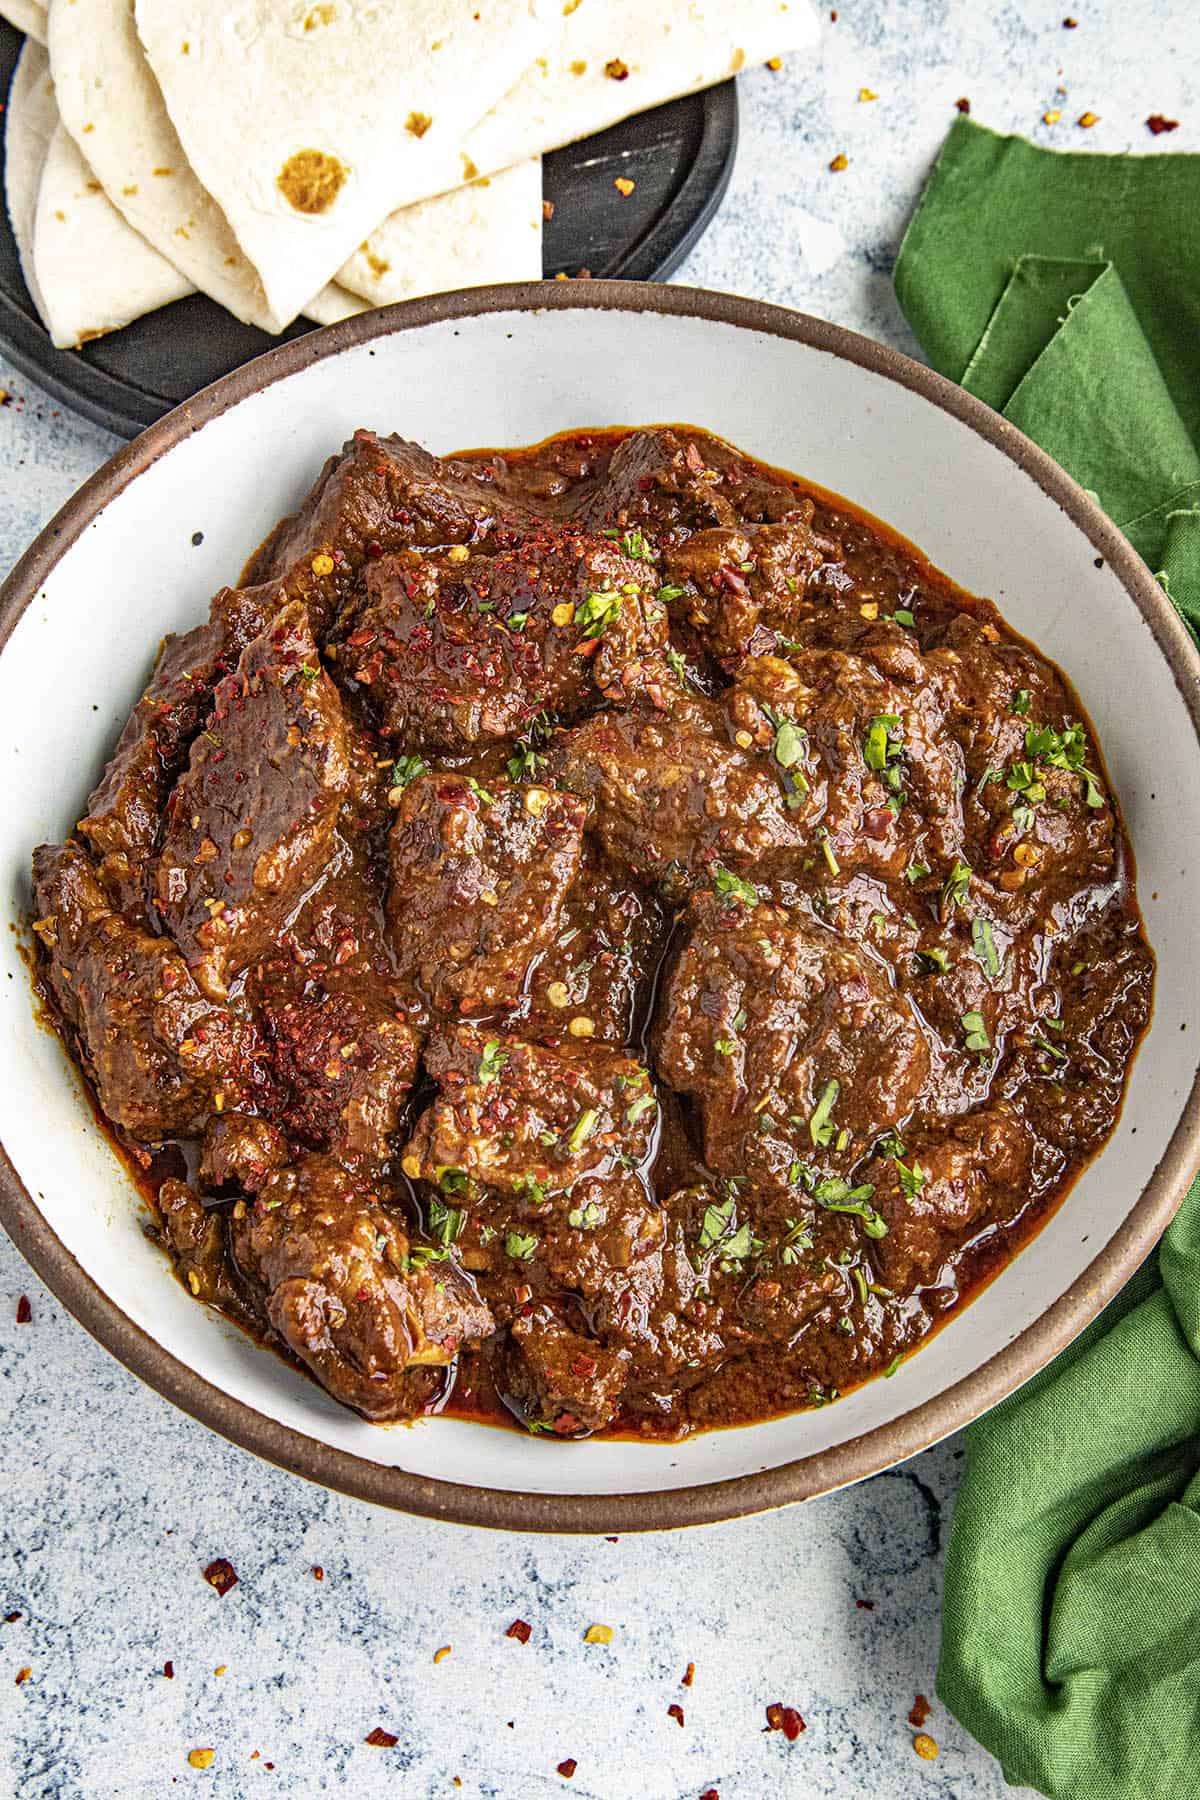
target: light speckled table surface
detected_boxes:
[1,4,1196,1796]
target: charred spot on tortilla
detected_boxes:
[276,149,349,214]
[605,57,630,80]
[406,112,433,138]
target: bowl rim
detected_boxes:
[3,277,1199,1534]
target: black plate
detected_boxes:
[0,21,737,438]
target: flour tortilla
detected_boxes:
[4,39,55,323]
[48,0,283,327]
[337,156,542,308]
[339,0,819,222]
[34,118,192,346]
[0,0,48,44]
[134,0,556,331]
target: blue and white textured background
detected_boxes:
[1,4,1196,1795]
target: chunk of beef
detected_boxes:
[386,773,587,1015]
[662,521,828,663]
[342,523,665,749]
[403,1027,657,1198]
[494,1312,629,1435]
[32,840,271,1140]
[730,648,964,882]
[78,619,237,911]
[519,848,667,1045]
[250,873,421,1162]
[157,1177,245,1310]
[925,613,1116,911]
[653,896,929,1190]
[230,1155,493,1421]
[550,658,810,887]
[199,1114,290,1195]
[864,1108,1034,1288]
[245,430,530,596]
[578,427,815,543]
[155,603,350,999]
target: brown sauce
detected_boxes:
[29,423,1153,1442]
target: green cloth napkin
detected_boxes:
[893,117,1200,1800]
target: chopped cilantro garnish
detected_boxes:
[664,647,697,690]
[435,1165,470,1196]
[809,1079,840,1148]
[621,528,655,561]
[906,861,930,884]
[390,754,428,791]
[515,1173,546,1205]
[916,947,951,974]
[971,917,1001,979]
[961,1009,991,1053]
[780,1218,814,1265]
[942,859,973,910]
[299,661,319,682]
[813,1178,888,1238]
[1011,803,1035,836]
[656,583,685,605]
[1010,688,1031,716]
[566,1109,599,1154]
[714,1038,737,1056]
[895,1159,926,1200]
[575,587,624,638]
[478,1038,507,1085]
[504,1231,538,1262]
[713,865,760,908]
[427,1195,464,1245]
[698,1195,736,1251]
[465,776,495,806]
[507,738,546,782]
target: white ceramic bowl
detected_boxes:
[2,283,1198,1532]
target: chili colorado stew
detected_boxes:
[30,425,1153,1439]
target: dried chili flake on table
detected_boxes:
[955,96,971,114]
[855,1599,875,1611]
[4,1612,21,1624]
[312,1566,324,1581]
[557,1760,578,1779]
[1147,114,1180,133]
[858,86,878,102]
[914,1733,939,1760]
[15,1666,31,1685]
[681,1662,695,1686]
[1044,109,1063,124]
[365,1727,399,1747]
[829,152,849,172]
[163,1660,175,1679]
[909,1693,931,1728]
[766,56,782,70]
[188,1748,215,1768]
[542,199,556,221]
[433,1645,452,1664]
[667,1703,686,1727]
[1063,15,1078,25]
[583,1623,613,1644]
[15,1296,31,1324]
[614,177,636,197]
[765,1703,806,1741]
[1077,111,1100,127]
[700,1789,720,1799]
[202,1558,238,1597]
[506,1618,532,1644]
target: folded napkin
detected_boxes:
[894,116,1200,1800]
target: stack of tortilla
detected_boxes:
[1,0,817,350]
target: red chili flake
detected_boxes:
[855,1599,876,1611]
[4,1613,21,1624]
[909,1693,932,1729]
[365,1727,399,1747]
[312,1566,324,1581]
[202,1558,239,1597]
[1063,14,1077,24]
[682,1662,695,1686]
[667,1703,686,1728]
[765,1703,806,1741]
[1146,114,1180,134]
[700,1790,720,1799]
[15,1296,31,1324]
[542,199,556,221]
[506,1619,532,1644]
[557,1760,577,1779]
[605,1536,619,1543]
[163,1660,175,1678]
[955,96,971,114]
[15,1666,31,1685]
